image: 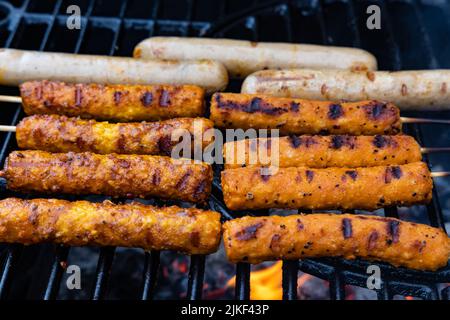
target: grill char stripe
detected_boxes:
[387,221,400,244]
[342,218,353,239]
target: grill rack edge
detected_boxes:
[0,0,449,300]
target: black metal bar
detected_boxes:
[141,251,160,300]
[388,281,438,300]
[43,245,69,300]
[409,0,439,69]
[181,0,194,37]
[91,246,115,300]
[40,0,62,51]
[235,262,250,300]
[186,255,205,300]
[442,285,450,300]
[73,0,95,53]
[345,0,361,47]
[376,0,403,70]
[282,260,298,300]
[315,0,330,44]
[384,206,399,218]
[0,244,22,299]
[329,272,345,300]
[146,0,161,38]
[376,282,390,300]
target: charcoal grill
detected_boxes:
[0,0,449,301]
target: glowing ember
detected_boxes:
[297,274,312,289]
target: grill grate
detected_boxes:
[0,0,449,300]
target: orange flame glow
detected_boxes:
[227,261,283,300]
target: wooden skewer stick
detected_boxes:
[0,125,15,132]
[400,117,450,125]
[0,95,22,104]
[431,172,450,178]
[0,94,450,125]
[420,147,450,153]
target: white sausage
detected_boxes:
[241,69,450,110]
[133,37,378,78]
[0,49,229,94]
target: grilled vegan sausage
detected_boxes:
[210,93,402,135]
[16,115,214,156]
[0,198,221,254]
[241,69,450,110]
[19,80,205,121]
[0,49,228,94]
[221,162,432,210]
[223,135,421,169]
[133,37,377,78]
[223,214,450,270]
[0,151,212,203]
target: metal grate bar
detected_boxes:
[186,255,205,300]
[408,0,438,69]
[345,0,361,47]
[73,0,95,53]
[39,0,62,51]
[329,271,346,300]
[388,280,438,300]
[0,244,22,299]
[43,245,69,300]
[315,0,329,44]
[235,262,250,300]
[91,246,115,300]
[282,260,298,300]
[181,0,194,36]
[141,250,161,300]
[376,282,390,300]
[144,0,161,37]
[442,285,450,300]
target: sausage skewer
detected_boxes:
[0,115,214,156]
[223,213,450,271]
[210,93,450,136]
[0,124,448,170]
[223,135,450,169]
[0,197,221,255]
[221,162,434,211]
[0,49,228,94]
[0,124,448,158]
[0,150,213,203]
[1,91,450,125]
[7,80,206,122]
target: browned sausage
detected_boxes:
[223,213,450,271]
[16,115,214,156]
[221,162,432,210]
[223,135,421,169]
[0,197,221,254]
[0,151,212,203]
[210,93,402,135]
[19,80,206,121]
